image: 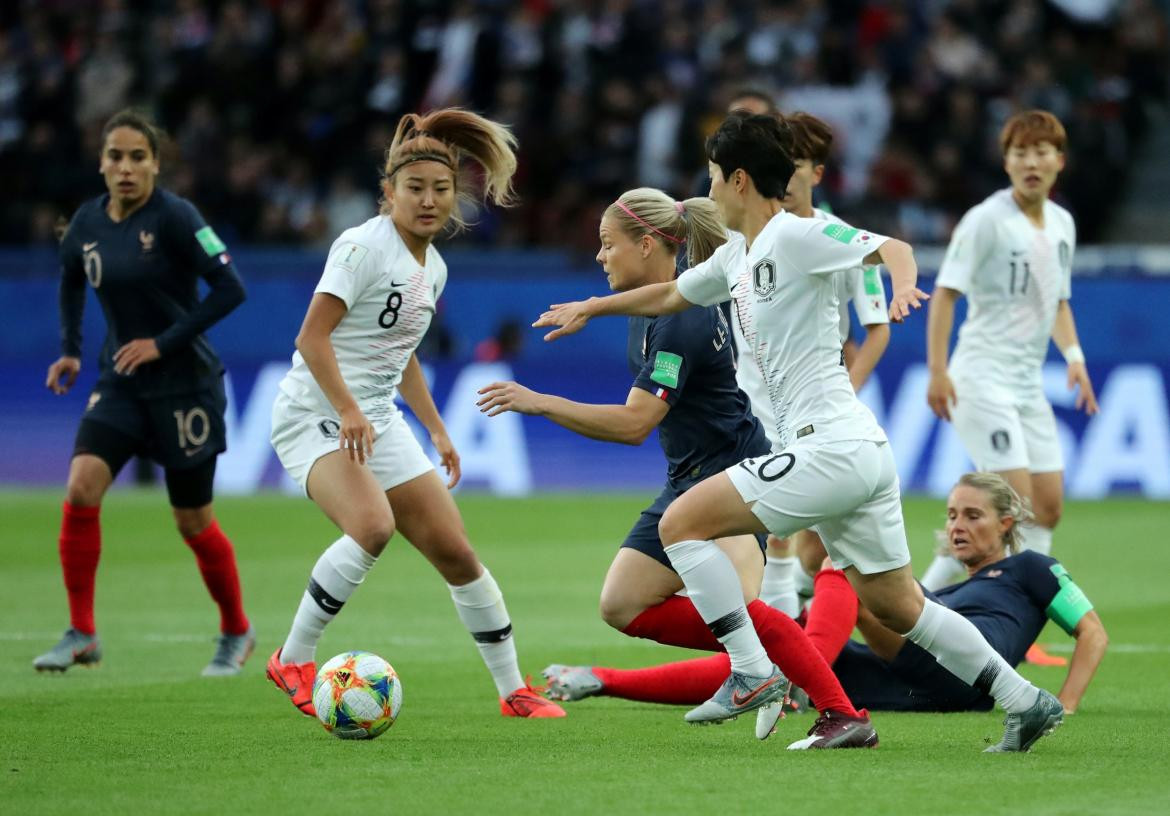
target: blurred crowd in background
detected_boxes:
[0,0,1167,254]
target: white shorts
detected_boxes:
[270,393,434,496]
[950,382,1063,473]
[726,437,910,575]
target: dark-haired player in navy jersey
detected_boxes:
[35,109,254,676]
[479,187,871,746]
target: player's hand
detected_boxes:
[430,428,461,489]
[112,338,161,375]
[45,356,81,395]
[476,381,543,417]
[1067,362,1099,415]
[338,405,376,465]
[926,370,956,421]
[533,299,594,341]
[888,287,929,323]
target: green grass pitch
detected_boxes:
[2,490,1169,814]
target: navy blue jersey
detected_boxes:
[627,305,768,490]
[59,189,246,397]
[935,551,1071,668]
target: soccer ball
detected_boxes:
[313,651,403,740]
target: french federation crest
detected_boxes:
[753,259,777,297]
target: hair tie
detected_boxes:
[614,200,684,244]
[674,201,685,214]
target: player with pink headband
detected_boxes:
[478,187,872,746]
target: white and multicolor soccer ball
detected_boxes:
[313,651,403,740]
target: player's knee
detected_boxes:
[349,515,396,554]
[64,473,105,507]
[173,509,213,540]
[428,535,480,584]
[598,595,634,631]
[1033,502,1062,529]
[657,506,696,547]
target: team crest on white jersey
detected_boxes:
[753,259,776,297]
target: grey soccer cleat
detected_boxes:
[755,701,786,740]
[541,664,604,702]
[685,665,790,725]
[985,689,1065,753]
[33,628,102,672]
[757,683,811,737]
[201,625,256,677]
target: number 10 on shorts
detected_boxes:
[173,407,210,449]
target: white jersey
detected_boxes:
[728,211,888,447]
[680,211,889,449]
[937,188,1075,394]
[278,216,447,423]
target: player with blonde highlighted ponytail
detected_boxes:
[478,188,867,743]
[266,109,564,720]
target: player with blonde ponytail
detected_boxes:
[266,109,564,720]
[478,188,868,744]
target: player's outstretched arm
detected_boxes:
[926,286,961,421]
[478,383,668,446]
[1058,610,1108,714]
[400,353,460,488]
[533,281,692,341]
[866,239,928,322]
[1052,299,1098,415]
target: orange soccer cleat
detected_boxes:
[500,682,567,718]
[1025,644,1068,667]
[266,649,318,717]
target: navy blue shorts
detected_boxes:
[621,482,767,572]
[74,378,227,471]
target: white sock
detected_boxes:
[1018,524,1053,555]
[921,553,964,591]
[760,556,801,617]
[281,535,377,664]
[905,599,1040,713]
[795,568,815,606]
[448,567,525,698]
[665,539,772,677]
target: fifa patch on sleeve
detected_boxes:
[650,351,682,389]
[822,224,859,244]
[1045,563,1094,635]
[195,226,227,256]
[863,266,882,296]
[333,243,368,272]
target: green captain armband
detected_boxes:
[1045,564,1094,635]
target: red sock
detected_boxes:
[595,654,730,705]
[185,520,249,635]
[746,600,859,717]
[803,569,859,665]
[622,595,722,651]
[59,502,101,635]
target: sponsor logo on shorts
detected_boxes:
[86,392,101,411]
[990,429,1011,452]
[318,419,340,439]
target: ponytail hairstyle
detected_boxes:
[605,187,728,269]
[956,472,1033,554]
[381,108,518,231]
